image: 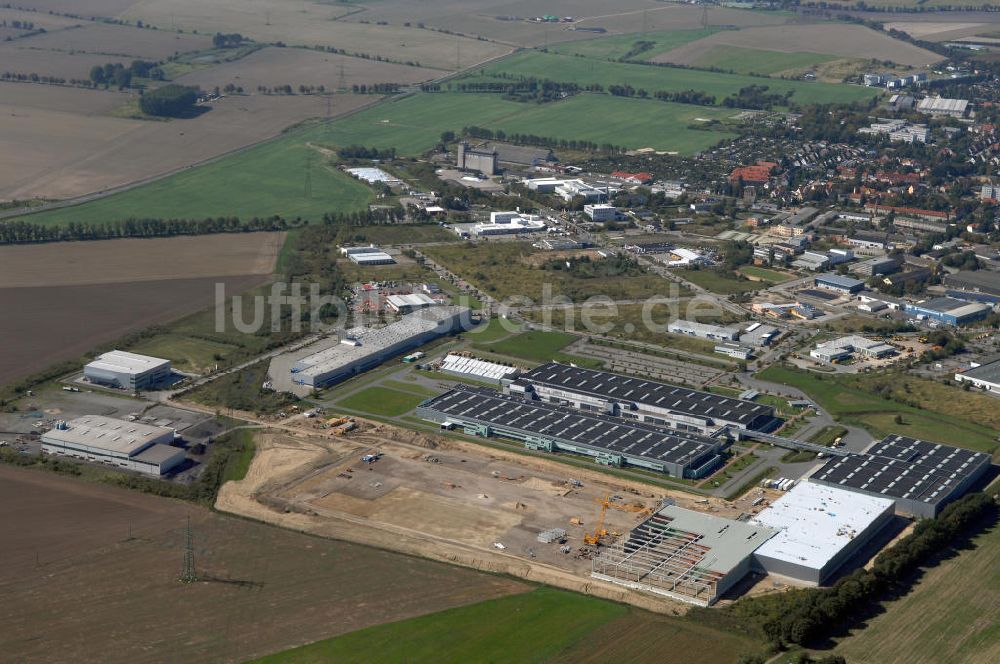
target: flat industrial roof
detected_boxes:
[293,306,469,381]
[815,273,864,289]
[751,482,894,572]
[132,443,185,465]
[86,350,170,375]
[653,505,778,574]
[440,354,517,381]
[519,363,774,428]
[811,434,991,507]
[42,416,174,456]
[961,359,1000,384]
[909,296,990,315]
[422,386,720,467]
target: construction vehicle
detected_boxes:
[583,493,611,546]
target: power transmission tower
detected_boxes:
[338,63,346,91]
[701,6,709,30]
[180,516,198,583]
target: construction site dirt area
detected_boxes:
[0,465,529,664]
[218,419,767,612]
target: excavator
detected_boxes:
[583,493,653,546]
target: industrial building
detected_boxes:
[341,245,396,265]
[751,482,895,585]
[810,435,992,518]
[943,270,1000,297]
[439,354,518,384]
[714,343,752,360]
[851,256,899,277]
[456,142,499,175]
[667,320,740,342]
[473,211,547,236]
[417,386,726,478]
[41,415,184,476]
[810,336,897,363]
[955,358,1000,392]
[583,204,617,222]
[510,363,778,434]
[740,322,780,347]
[290,306,470,388]
[84,350,171,390]
[385,293,437,314]
[917,96,969,117]
[592,505,778,606]
[904,297,991,326]
[814,273,865,294]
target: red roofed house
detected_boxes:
[611,171,653,185]
[730,161,777,185]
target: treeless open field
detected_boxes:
[0,42,124,79]
[0,465,529,664]
[654,23,943,68]
[10,0,139,14]
[884,21,994,42]
[1,85,372,200]
[0,232,284,287]
[0,232,283,385]
[176,47,441,92]
[16,22,212,59]
[121,0,511,70]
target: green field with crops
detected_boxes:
[549,28,723,61]
[468,51,877,105]
[692,45,841,75]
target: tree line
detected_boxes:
[462,125,626,154]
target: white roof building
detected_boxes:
[751,481,895,584]
[41,415,184,476]
[84,350,171,390]
[440,354,518,383]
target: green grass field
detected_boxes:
[127,334,238,374]
[692,45,841,76]
[757,365,1000,453]
[680,269,763,294]
[250,586,761,664]
[474,330,579,363]
[469,51,877,106]
[833,520,1000,664]
[739,265,796,283]
[337,386,427,416]
[19,128,375,226]
[549,28,723,61]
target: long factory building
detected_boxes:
[507,362,779,434]
[84,350,171,390]
[417,386,727,478]
[41,415,185,477]
[289,306,470,389]
[810,434,992,518]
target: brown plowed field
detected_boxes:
[176,47,442,92]
[653,24,943,68]
[0,232,284,386]
[0,465,529,664]
[17,22,212,60]
[1,87,371,200]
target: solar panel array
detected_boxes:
[519,363,774,427]
[812,434,990,507]
[425,386,720,468]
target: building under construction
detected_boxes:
[592,505,777,606]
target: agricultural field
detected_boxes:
[119,0,512,70]
[833,518,1000,664]
[422,242,679,303]
[471,51,879,106]
[757,365,1000,453]
[690,45,841,76]
[175,47,441,92]
[884,20,998,43]
[2,85,372,202]
[548,27,724,61]
[9,22,213,60]
[13,114,375,225]
[0,465,528,664]
[653,23,943,68]
[0,233,283,385]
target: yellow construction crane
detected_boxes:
[584,494,653,545]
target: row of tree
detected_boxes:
[462,125,626,154]
[89,60,164,89]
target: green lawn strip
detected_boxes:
[336,386,428,417]
[680,268,762,294]
[379,379,439,398]
[248,587,627,664]
[473,330,579,363]
[739,265,795,283]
